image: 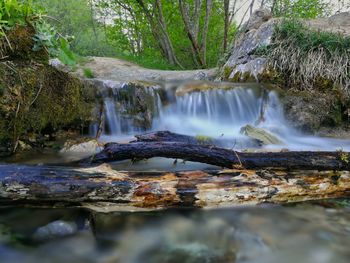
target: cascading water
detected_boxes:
[153,87,286,139]
[96,81,350,151]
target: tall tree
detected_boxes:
[178,0,211,68]
[134,0,183,68]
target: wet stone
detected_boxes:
[32,220,78,242]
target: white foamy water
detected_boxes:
[96,81,350,151]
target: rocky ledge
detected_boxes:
[219,9,350,134]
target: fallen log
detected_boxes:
[134,131,200,144]
[0,164,349,212]
[87,141,350,170]
[134,130,259,147]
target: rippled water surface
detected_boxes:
[0,202,349,263]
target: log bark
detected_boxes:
[0,164,349,212]
[135,131,252,148]
[87,141,350,171]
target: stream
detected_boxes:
[0,202,349,263]
[94,80,350,151]
[2,80,350,262]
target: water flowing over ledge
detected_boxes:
[90,79,350,152]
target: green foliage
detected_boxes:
[275,19,350,53]
[0,0,37,31]
[337,149,349,164]
[57,38,77,66]
[35,0,118,57]
[83,67,94,78]
[32,21,58,54]
[36,0,236,69]
[272,0,331,18]
[0,0,78,66]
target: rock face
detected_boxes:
[281,93,343,133]
[220,10,350,134]
[91,80,164,131]
[220,10,350,83]
[219,9,276,82]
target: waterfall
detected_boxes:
[152,87,286,138]
[95,81,350,151]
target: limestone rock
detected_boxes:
[243,8,272,31]
[240,124,283,145]
[219,9,276,82]
[282,93,341,133]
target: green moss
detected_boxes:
[0,62,95,151]
[83,68,94,78]
[222,66,233,80]
[195,135,213,144]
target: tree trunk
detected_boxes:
[135,0,182,68]
[178,0,206,68]
[201,0,213,66]
[0,164,349,212]
[154,0,184,68]
[223,0,230,52]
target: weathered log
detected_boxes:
[134,131,200,144]
[0,164,349,212]
[133,130,239,147]
[87,141,350,170]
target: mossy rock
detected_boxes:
[1,25,48,62]
[0,61,96,153]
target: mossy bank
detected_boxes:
[0,25,96,156]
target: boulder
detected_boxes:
[60,138,103,156]
[240,124,283,145]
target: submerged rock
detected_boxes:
[164,242,226,263]
[32,220,78,241]
[240,124,283,145]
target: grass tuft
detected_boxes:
[83,67,94,78]
[256,19,350,95]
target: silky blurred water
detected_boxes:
[0,201,349,263]
[98,81,350,151]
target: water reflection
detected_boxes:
[0,201,349,263]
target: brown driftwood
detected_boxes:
[87,141,350,171]
[0,164,349,212]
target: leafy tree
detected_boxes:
[35,0,117,56]
[99,0,235,69]
[271,0,331,18]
